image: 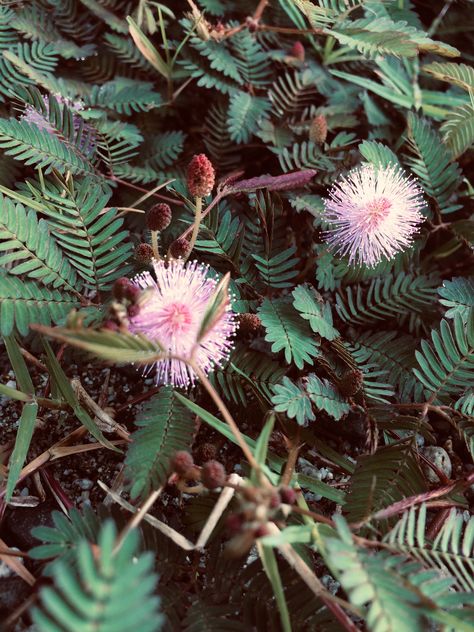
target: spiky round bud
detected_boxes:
[201,460,226,489]
[113,277,133,301]
[237,313,261,335]
[187,154,215,197]
[279,486,297,505]
[338,369,364,398]
[102,319,119,331]
[169,237,191,259]
[135,242,154,265]
[198,442,218,463]
[146,203,172,232]
[309,114,328,145]
[171,451,194,476]
[127,303,140,318]
[291,41,305,62]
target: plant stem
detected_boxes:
[151,229,160,259]
[186,195,202,260]
[190,361,266,481]
[114,487,163,553]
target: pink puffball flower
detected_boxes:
[323,164,425,267]
[128,259,237,387]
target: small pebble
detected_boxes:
[421,446,452,483]
[321,574,340,595]
[75,479,93,491]
[0,549,22,578]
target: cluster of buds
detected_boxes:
[102,277,142,331]
[170,451,227,491]
[224,484,298,557]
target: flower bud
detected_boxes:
[198,442,218,463]
[187,154,215,197]
[237,313,261,335]
[309,114,328,144]
[171,451,194,476]
[113,277,134,301]
[201,460,226,489]
[127,303,140,318]
[169,237,191,259]
[146,203,172,232]
[291,41,305,62]
[338,369,364,397]
[279,486,297,505]
[135,242,154,265]
[102,319,119,331]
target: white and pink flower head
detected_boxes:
[323,164,425,267]
[128,259,237,387]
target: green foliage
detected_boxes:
[0,271,79,336]
[210,344,287,407]
[258,298,320,369]
[413,311,474,403]
[227,92,271,144]
[0,118,98,177]
[423,61,474,92]
[441,104,474,158]
[292,284,339,340]
[347,330,422,402]
[322,515,472,632]
[405,113,461,213]
[272,377,315,426]
[125,387,196,500]
[438,277,474,320]
[305,373,350,420]
[33,521,163,631]
[385,504,474,593]
[0,1,473,630]
[335,273,438,325]
[253,247,300,289]
[272,373,349,424]
[330,17,459,59]
[344,440,426,525]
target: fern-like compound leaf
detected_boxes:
[335,273,438,325]
[413,311,474,402]
[258,298,320,369]
[385,504,474,593]
[0,118,97,177]
[33,521,163,632]
[125,387,196,500]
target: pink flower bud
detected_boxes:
[187,154,215,197]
